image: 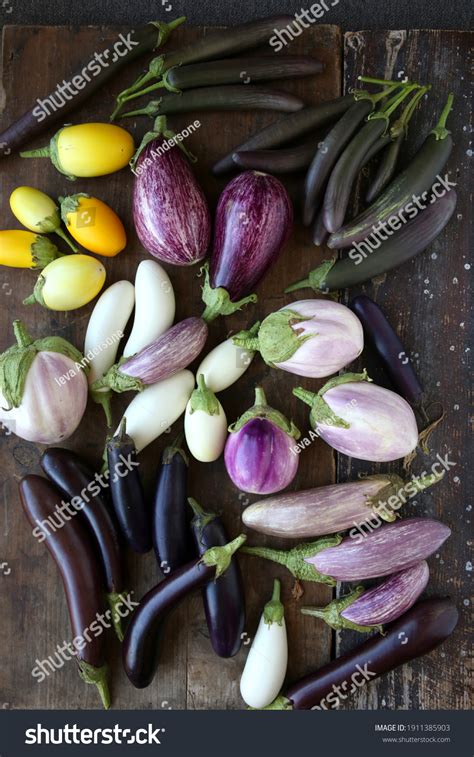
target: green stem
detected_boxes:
[163,432,188,465]
[301,587,383,634]
[358,76,415,87]
[241,536,342,585]
[90,388,113,428]
[231,323,261,352]
[292,387,317,408]
[431,92,454,140]
[201,534,247,579]
[254,387,267,407]
[77,660,110,710]
[106,591,129,642]
[260,695,293,711]
[200,262,258,322]
[20,146,51,159]
[120,99,163,119]
[284,258,336,295]
[369,84,419,126]
[54,226,78,252]
[188,497,218,535]
[120,78,166,106]
[12,320,33,348]
[263,579,285,626]
[390,85,430,138]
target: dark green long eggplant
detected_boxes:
[232,140,318,174]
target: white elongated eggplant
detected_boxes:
[123,259,176,357]
[195,328,257,393]
[240,579,288,709]
[184,375,228,462]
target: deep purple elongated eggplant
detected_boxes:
[312,206,329,246]
[133,120,211,266]
[233,141,318,174]
[242,518,450,584]
[366,132,404,203]
[122,535,246,687]
[328,94,454,248]
[153,436,193,575]
[286,189,457,294]
[40,447,126,640]
[92,317,208,394]
[213,95,354,174]
[189,498,246,658]
[350,295,424,405]
[201,171,293,321]
[242,470,444,538]
[265,598,458,709]
[19,475,110,708]
[107,420,151,554]
[301,561,430,633]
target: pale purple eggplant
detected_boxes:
[293,370,419,462]
[201,171,293,322]
[133,124,211,266]
[233,299,363,378]
[224,387,300,495]
[301,562,430,633]
[241,518,450,585]
[91,317,207,395]
[242,470,444,538]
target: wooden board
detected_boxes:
[0,24,342,710]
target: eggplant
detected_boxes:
[122,535,246,687]
[232,141,318,174]
[312,206,329,246]
[242,518,450,584]
[366,132,404,203]
[293,371,419,462]
[196,331,257,394]
[189,498,246,658]
[184,375,228,463]
[328,94,454,248]
[19,475,110,708]
[233,299,363,378]
[201,171,293,322]
[153,436,193,575]
[301,561,430,633]
[106,419,151,554]
[40,447,126,640]
[264,598,458,709]
[242,470,444,538]
[132,118,211,266]
[225,387,300,495]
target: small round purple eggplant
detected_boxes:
[224,387,300,495]
[293,370,419,462]
[201,171,293,322]
[233,299,363,378]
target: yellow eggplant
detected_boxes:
[60,194,127,257]
[10,186,78,251]
[20,123,134,180]
[24,254,106,311]
[0,230,63,269]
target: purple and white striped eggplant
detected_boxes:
[301,561,430,633]
[242,470,444,538]
[201,171,293,322]
[242,518,450,585]
[91,317,208,395]
[224,387,300,495]
[233,299,363,378]
[133,119,211,266]
[293,370,419,462]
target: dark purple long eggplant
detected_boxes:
[328,93,454,248]
[0,19,185,158]
[106,419,151,554]
[213,95,354,174]
[40,447,126,641]
[312,206,329,246]
[265,598,458,709]
[19,475,110,708]
[189,498,246,658]
[232,140,318,174]
[122,535,246,687]
[366,132,404,203]
[350,295,424,405]
[153,436,193,575]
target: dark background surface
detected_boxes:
[0,0,471,29]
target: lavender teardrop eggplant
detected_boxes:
[201,171,293,321]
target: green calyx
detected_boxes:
[431,93,454,141]
[77,660,110,710]
[0,320,86,409]
[91,359,144,395]
[259,695,293,711]
[364,468,445,520]
[200,262,258,323]
[284,258,337,294]
[301,587,383,634]
[106,591,130,642]
[120,98,163,120]
[189,374,221,416]
[163,432,189,465]
[23,274,47,308]
[149,16,187,49]
[188,497,218,546]
[233,309,316,367]
[59,193,90,225]
[201,534,246,579]
[293,370,371,430]
[21,126,77,180]
[130,115,196,171]
[241,535,343,585]
[228,386,300,440]
[30,235,64,269]
[263,579,285,626]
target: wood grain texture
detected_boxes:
[0,23,341,710]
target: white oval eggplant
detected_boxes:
[123,259,176,358]
[196,332,256,393]
[240,579,288,709]
[184,375,228,462]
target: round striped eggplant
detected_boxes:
[201,171,293,322]
[233,299,363,378]
[293,370,419,462]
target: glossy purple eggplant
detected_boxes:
[189,498,246,658]
[232,140,318,174]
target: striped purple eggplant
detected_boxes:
[233,299,363,378]
[224,387,300,495]
[293,370,419,462]
[242,518,450,585]
[301,561,430,633]
[133,123,211,266]
[201,171,293,322]
[242,470,444,538]
[91,318,207,394]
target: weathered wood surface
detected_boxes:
[0,24,342,710]
[337,30,472,710]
